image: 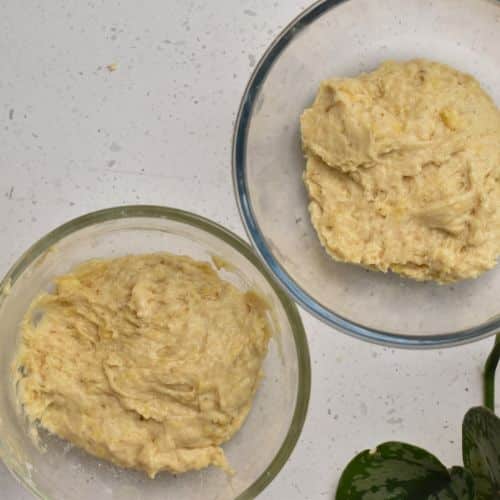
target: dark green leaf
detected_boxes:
[335,442,474,500]
[463,407,500,500]
[428,467,475,499]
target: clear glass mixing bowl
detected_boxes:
[233,0,500,348]
[0,206,310,500]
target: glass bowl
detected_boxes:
[0,205,311,500]
[233,0,500,348]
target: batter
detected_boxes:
[301,59,500,282]
[14,253,271,477]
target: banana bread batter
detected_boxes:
[14,253,271,477]
[301,60,500,282]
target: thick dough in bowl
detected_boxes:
[301,60,500,283]
[14,253,271,477]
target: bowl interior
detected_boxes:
[236,0,500,342]
[0,209,308,500]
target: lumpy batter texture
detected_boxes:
[301,60,500,282]
[14,253,271,477]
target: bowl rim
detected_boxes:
[0,204,311,500]
[232,0,500,349]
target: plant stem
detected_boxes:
[484,334,500,412]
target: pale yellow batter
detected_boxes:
[301,59,500,282]
[14,253,271,477]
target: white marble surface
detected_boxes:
[0,0,498,498]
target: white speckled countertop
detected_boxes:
[0,1,498,498]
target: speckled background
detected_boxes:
[0,0,498,498]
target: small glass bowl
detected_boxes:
[0,205,311,500]
[233,0,500,348]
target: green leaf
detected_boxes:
[428,467,475,499]
[483,334,500,412]
[463,407,500,499]
[335,442,474,500]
